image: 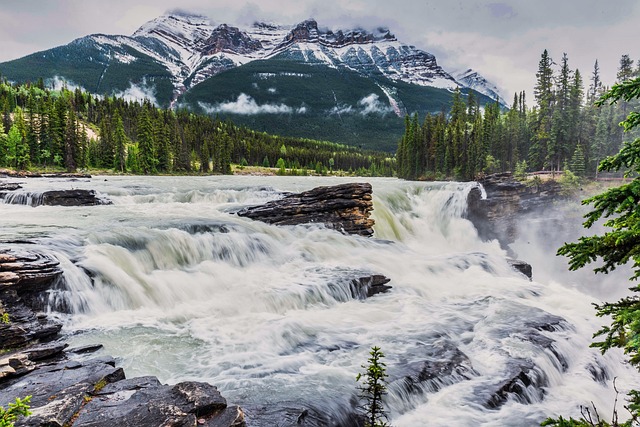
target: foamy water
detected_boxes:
[1,175,637,426]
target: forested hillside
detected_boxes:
[0,78,394,176]
[397,51,640,181]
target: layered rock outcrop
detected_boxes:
[237,182,375,237]
[466,173,563,247]
[0,247,245,427]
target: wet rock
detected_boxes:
[507,259,532,279]
[388,339,477,413]
[480,359,546,409]
[351,274,392,298]
[471,301,571,409]
[40,189,108,206]
[242,403,336,427]
[0,357,125,427]
[237,183,375,237]
[0,189,111,206]
[467,173,562,248]
[73,378,242,427]
[0,247,245,427]
[0,182,22,191]
[0,248,64,350]
[67,344,104,355]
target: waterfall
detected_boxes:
[2,175,638,426]
[1,191,46,206]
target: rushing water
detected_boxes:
[1,175,638,426]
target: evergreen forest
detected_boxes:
[396,51,640,181]
[0,77,394,176]
[1,50,638,182]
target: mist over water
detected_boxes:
[2,175,638,426]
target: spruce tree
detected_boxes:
[137,108,156,174]
[531,49,555,171]
[112,111,128,173]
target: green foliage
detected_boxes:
[559,169,581,194]
[483,154,500,174]
[542,380,639,426]
[0,79,393,175]
[1,312,8,324]
[275,157,286,175]
[554,76,640,425]
[0,396,32,427]
[515,160,528,181]
[356,346,390,427]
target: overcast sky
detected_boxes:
[0,0,638,99]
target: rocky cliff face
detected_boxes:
[201,24,264,56]
[466,173,564,249]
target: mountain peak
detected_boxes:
[132,12,214,40]
[453,69,504,102]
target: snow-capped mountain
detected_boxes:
[59,13,498,104]
[0,12,504,150]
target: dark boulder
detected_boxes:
[72,378,244,427]
[237,183,375,237]
[507,259,532,279]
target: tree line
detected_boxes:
[396,51,640,181]
[0,79,394,176]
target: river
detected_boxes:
[1,175,637,426]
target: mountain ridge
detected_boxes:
[0,12,505,150]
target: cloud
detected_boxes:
[112,79,159,106]
[358,93,392,116]
[1,0,639,99]
[198,93,305,115]
[327,94,392,116]
[46,76,86,92]
[267,87,277,94]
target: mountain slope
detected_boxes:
[0,12,503,150]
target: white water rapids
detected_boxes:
[1,175,638,426]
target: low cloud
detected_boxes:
[358,93,393,116]
[113,79,159,106]
[358,93,392,116]
[327,93,392,116]
[199,93,305,115]
[47,76,86,92]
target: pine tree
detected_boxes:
[7,108,29,170]
[548,53,572,172]
[531,49,555,170]
[588,60,602,103]
[617,54,635,83]
[112,111,128,173]
[64,108,78,172]
[137,108,156,174]
[0,122,7,167]
[356,346,390,427]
